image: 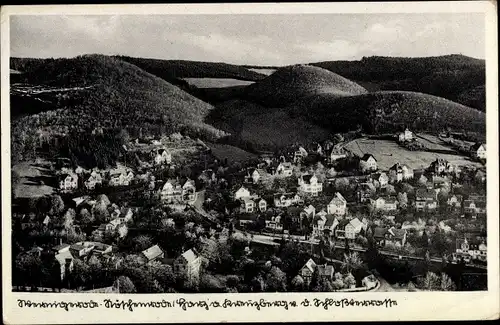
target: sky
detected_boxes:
[10,13,485,66]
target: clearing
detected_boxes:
[247,68,276,76]
[12,159,55,198]
[207,143,257,163]
[343,136,482,170]
[182,78,255,88]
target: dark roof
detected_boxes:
[301,174,313,183]
[336,219,350,230]
[361,154,376,162]
[469,143,485,151]
[389,228,407,240]
[390,163,403,171]
[416,188,435,200]
[324,215,338,227]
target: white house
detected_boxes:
[173,249,202,282]
[275,162,293,177]
[160,179,183,202]
[312,213,338,238]
[298,174,323,196]
[359,154,378,173]
[153,149,172,165]
[59,173,78,191]
[326,192,347,216]
[389,163,414,183]
[235,186,251,200]
[469,143,486,160]
[397,128,414,142]
[251,169,267,183]
[240,198,256,213]
[293,146,308,163]
[258,198,267,212]
[330,146,347,162]
[274,193,303,207]
[370,197,399,212]
[182,179,196,202]
[371,172,389,188]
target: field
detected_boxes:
[247,68,277,76]
[343,136,482,170]
[207,143,258,163]
[12,160,55,198]
[182,78,255,88]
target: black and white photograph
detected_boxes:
[1,2,499,324]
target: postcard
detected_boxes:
[1,2,498,324]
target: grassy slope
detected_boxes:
[182,78,255,88]
[206,99,330,150]
[288,90,486,134]
[244,64,367,107]
[311,55,485,111]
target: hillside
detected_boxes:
[288,90,486,134]
[311,55,486,111]
[206,99,330,151]
[10,55,227,167]
[244,64,367,107]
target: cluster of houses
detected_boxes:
[453,236,487,264]
[57,165,134,192]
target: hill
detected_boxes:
[244,64,367,107]
[10,55,227,167]
[288,90,486,134]
[206,99,330,151]
[115,56,267,81]
[311,55,486,111]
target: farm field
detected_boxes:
[343,136,483,170]
[182,78,255,88]
[247,68,276,76]
[12,160,55,198]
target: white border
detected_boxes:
[1,2,499,324]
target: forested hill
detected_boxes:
[114,56,267,82]
[10,55,228,167]
[310,55,486,111]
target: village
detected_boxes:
[11,128,487,293]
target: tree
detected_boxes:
[79,208,94,225]
[114,275,136,293]
[265,266,287,292]
[343,252,363,273]
[331,273,345,290]
[49,195,65,215]
[397,192,408,208]
[440,272,456,291]
[291,275,305,291]
[62,208,76,230]
[132,235,153,252]
[420,271,440,290]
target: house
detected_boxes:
[240,198,256,213]
[250,169,268,183]
[397,128,414,142]
[265,215,283,231]
[275,162,293,177]
[173,249,202,282]
[430,158,450,175]
[299,259,317,286]
[238,214,259,228]
[42,215,51,227]
[54,250,74,281]
[389,163,414,183]
[153,149,172,165]
[447,194,463,209]
[327,192,347,216]
[455,238,487,262]
[373,227,407,247]
[415,188,439,211]
[235,186,251,200]
[356,182,376,203]
[298,174,323,196]
[469,143,486,160]
[347,218,367,238]
[59,173,78,191]
[293,146,308,163]
[317,264,335,281]
[160,179,183,203]
[84,171,103,190]
[182,179,196,202]
[359,154,378,173]
[141,245,164,265]
[312,213,339,238]
[118,207,134,223]
[301,204,316,221]
[330,146,347,162]
[105,218,122,232]
[463,199,486,217]
[109,169,134,187]
[70,242,96,258]
[370,197,398,212]
[371,172,389,188]
[258,198,267,212]
[274,193,303,207]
